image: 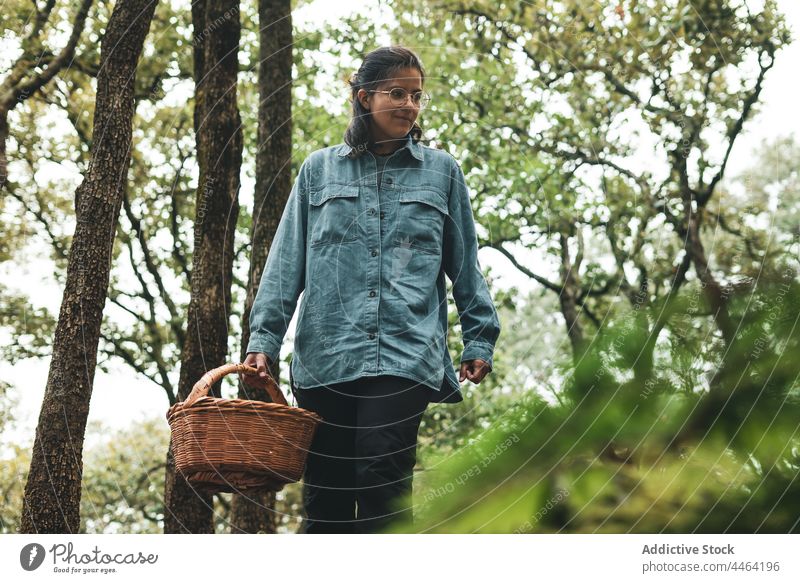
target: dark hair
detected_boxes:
[344,45,426,159]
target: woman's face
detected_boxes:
[358,66,422,145]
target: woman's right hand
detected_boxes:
[240,352,272,389]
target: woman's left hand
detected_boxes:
[459,359,492,384]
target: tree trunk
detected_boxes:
[163,0,243,533]
[685,212,736,345]
[0,114,8,192]
[18,0,158,534]
[558,233,587,362]
[230,0,293,534]
[633,253,692,387]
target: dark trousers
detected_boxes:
[291,373,430,534]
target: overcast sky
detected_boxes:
[2,0,799,454]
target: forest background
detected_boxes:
[1,0,799,534]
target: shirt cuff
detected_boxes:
[245,331,282,364]
[460,340,495,371]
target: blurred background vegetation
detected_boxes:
[1,0,799,532]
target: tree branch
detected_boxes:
[700,49,776,206]
[10,0,94,104]
[122,190,185,348]
[489,241,562,292]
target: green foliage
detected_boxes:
[389,0,793,363]
[1,416,169,534]
[2,0,799,534]
[389,276,800,533]
[0,443,29,533]
[0,283,56,363]
[79,418,170,533]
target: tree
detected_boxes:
[229,0,293,534]
[0,0,94,192]
[18,0,158,533]
[390,0,790,373]
[163,0,244,533]
[0,5,389,532]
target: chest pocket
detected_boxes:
[309,184,360,247]
[394,187,449,255]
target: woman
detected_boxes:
[241,45,501,534]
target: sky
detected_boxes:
[2,0,799,455]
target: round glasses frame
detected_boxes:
[368,88,431,109]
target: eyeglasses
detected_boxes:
[368,88,431,109]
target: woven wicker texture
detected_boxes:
[166,362,322,493]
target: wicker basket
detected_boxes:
[166,362,322,494]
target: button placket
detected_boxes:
[366,148,400,364]
[364,152,381,365]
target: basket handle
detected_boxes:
[183,363,289,408]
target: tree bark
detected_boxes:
[558,233,587,362]
[685,211,736,346]
[18,0,157,534]
[163,0,243,533]
[230,0,293,534]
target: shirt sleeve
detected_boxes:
[442,158,501,371]
[245,159,309,363]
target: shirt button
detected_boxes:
[386,178,393,185]
[371,249,378,257]
[368,332,376,339]
[380,211,385,219]
[369,290,376,297]
[369,207,376,215]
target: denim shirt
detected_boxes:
[246,132,501,404]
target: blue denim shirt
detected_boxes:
[246,132,501,404]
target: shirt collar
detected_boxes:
[336,132,424,162]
